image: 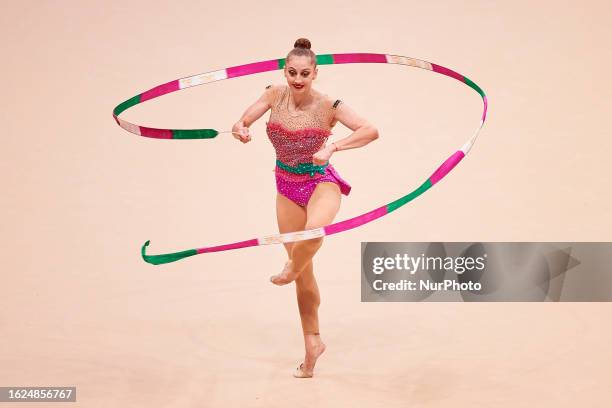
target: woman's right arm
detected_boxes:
[232,85,277,143]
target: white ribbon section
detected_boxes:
[179,69,228,89]
[460,120,485,154]
[117,117,141,136]
[258,227,326,245]
[385,54,433,71]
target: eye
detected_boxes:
[301,72,310,77]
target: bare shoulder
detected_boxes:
[317,92,336,110]
[263,84,286,106]
[330,98,370,131]
[265,84,287,94]
[318,92,342,126]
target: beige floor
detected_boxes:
[2,0,611,406]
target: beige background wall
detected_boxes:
[2,0,611,406]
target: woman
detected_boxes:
[231,38,379,378]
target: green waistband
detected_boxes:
[276,159,328,177]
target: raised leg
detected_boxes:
[271,182,342,285]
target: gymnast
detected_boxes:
[231,37,379,378]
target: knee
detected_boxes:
[283,242,294,258]
[293,237,323,254]
[306,236,324,249]
[312,236,324,247]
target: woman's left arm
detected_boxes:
[312,102,379,165]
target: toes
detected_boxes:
[270,274,289,285]
[270,261,298,286]
[293,362,313,378]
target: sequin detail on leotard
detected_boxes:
[265,85,351,207]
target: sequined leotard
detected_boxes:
[266,84,351,207]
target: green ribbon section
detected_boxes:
[386,179,433,213]
[278,54,334,70]
[276,160,328,177]
[316,54,334,65]
[171,129,219,139]
[141,240,198,265]
[463,76,485,98]
[113,94,141,116]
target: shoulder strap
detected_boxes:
[332,99,342,109]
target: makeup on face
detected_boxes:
[288,68,310,89]
[286,59,315,90]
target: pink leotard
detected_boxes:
[265,84,351,207]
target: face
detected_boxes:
[284,55,317,93]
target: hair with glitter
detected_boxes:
[287,38,316,67]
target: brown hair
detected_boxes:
[286,37,316,67]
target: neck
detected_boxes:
[291,89,314,108]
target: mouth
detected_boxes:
[292,84,304,89]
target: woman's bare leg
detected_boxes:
[271,182,342,285]
[294,183,341,376]
[273,191,306,269]
[294,263,327,377]
[272,191,334,377]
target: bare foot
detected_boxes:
[293,335,327,378]
[270,260,299,286]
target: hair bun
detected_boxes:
[294,38,312,50]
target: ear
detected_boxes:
[313,67,318,80]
